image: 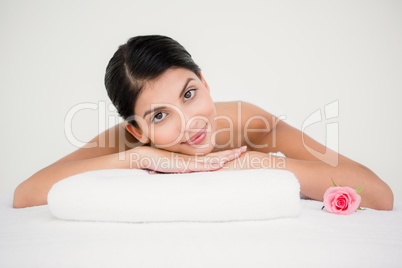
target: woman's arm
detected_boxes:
[223,151,393,210]
[223,102,394,210]
[13,150,133,208]
[13,122,135,208]
[14,122,244,208]
[272,120,393,210]
[283,156,393,210]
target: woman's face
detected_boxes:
[131,67,217,155]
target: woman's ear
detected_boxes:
[199,72,210,92]
[125,123,150,144]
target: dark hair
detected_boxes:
[104,35,201,127]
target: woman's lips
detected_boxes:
[183,125,207,145]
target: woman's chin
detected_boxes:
[177,143,215,156]
[154,141,215,156]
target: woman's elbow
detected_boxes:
[357,166,394,211]
[380,184,394,210]
[370,182,394,211]
[13,184,28,208]
[13,182,47,208]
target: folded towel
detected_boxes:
[48,168,301,223]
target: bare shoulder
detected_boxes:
[214,101,272,118]
[214,101,279,150]
[54,121,140,164]
[214,101,276,129]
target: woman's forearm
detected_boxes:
[13,150,135,208]
[222,152,394,210]
[13,146,245,208]
[283,157,394,210]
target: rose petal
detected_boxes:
[336,196,347,210]
[323,186,362,215]
[331,193,346,211]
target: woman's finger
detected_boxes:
[208,146,247,162]
[145,147,247,174]
[207,146,247,158]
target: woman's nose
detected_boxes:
[184,114,208,131]
[177,105,210,133]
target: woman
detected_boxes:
[13,35,393,210]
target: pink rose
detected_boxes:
[323,186,361,215]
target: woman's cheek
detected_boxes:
[197,95,215,118]
[152,118,184,147]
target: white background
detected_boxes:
[1,0,401,201]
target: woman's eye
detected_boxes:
[152,112,166,123]
[184,89,196,101]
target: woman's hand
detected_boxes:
[127,146,247,173]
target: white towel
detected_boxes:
[48,168,301,223]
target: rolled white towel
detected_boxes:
[48,168,301,223]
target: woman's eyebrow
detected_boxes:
[179,78,195,98]
[143,106,167,118]
[142,77,195,118]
